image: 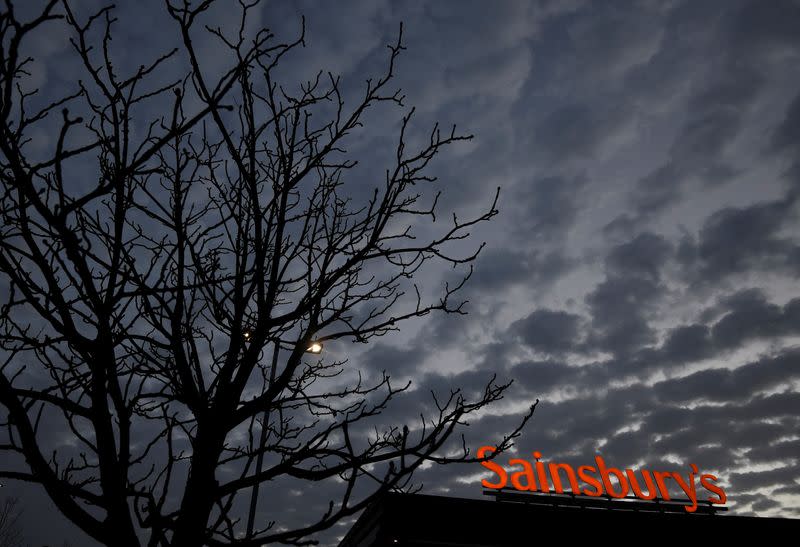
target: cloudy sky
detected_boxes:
[4,0,800,545]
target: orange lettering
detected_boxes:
[578,465,603,496]
[478,446,507,489]
[700,474,727,505]
[672,465,698,512]
[474,447,727,508]
[509,458,537,491]
[533,451,550,493]
[595,456,629,498]
[653,471,673,500]
[549,462,580,494]
[626,469,658,500]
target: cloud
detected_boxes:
[462,248,576,296]
[730,467,798,492]
[606,232,674,281]
[584,274,664,355]
[710,289,800,350]
[746,439,800,463]
[660,324,714,363]
[770,90,800,156]
[654,349,800,403]
[510,309,584,355]
[678,195,800,283]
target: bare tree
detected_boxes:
[0,1,535,546]
[0,496,25,547]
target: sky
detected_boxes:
[3,0,800,545]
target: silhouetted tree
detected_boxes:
[0,496,25,547]
[0,1,534,546]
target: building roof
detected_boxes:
[339,491,799,546]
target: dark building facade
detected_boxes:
[339,491,799,546]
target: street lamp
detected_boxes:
[245,338,324,538]
[306,341,323,354]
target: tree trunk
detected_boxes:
[171,423,223,546]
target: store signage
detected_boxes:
[477,446,726,513]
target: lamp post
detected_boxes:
[245,339,323,538]
[307,341,323,354]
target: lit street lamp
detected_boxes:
[307,341,323,354]
[245,338,324,538]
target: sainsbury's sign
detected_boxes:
[477,446,727,513]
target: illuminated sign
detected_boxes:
[477,447,727,513]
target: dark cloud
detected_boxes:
[673,63,761,173]
[630,163,685,217]
[534,105,606,161]
[465,248,576,296]
[728,0,800,61]
[624,0,800,222]
[660,324,714,363]
[678,196,800,282]
[602,214,640,241]
[584,274,664,355]
[512,174,588,242]
[751,498,781,512]
[741,392,800,420]
[710,289,800,350]
[510,309,584,355]
[606,232,673,281]
[655,349,800,404]
[770,90,800,156]
[773,483,800,497]
[356,342,430,379]
[511,359,607,394]
[730,467,798,492]
[746,439,800,463]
